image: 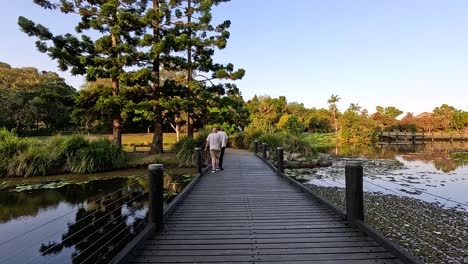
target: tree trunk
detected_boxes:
[187,111,194,138]
[150,0,163,154]
[170,120,181,142]
[186,0,194,139]
[111,34,122,147]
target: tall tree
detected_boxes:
[327,94,341,133]
[172,0,245,138]
[0,63,76,131]
[432,104,456,131]
[19,0,148,146]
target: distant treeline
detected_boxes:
[1,63,467,144]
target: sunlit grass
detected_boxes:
[80,133,183,151]
[301,133,337,148]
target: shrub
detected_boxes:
[0,130,37,176]
[67,138,127,173]
[46,135,88,170]
[231,132,246,149]
[243,130,263,150]
[7,141,58,177]
[172,132,208,167]
[283,134,316,158]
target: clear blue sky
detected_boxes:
[1,0,467,115]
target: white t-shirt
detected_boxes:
[206,132,222,150]
[218,130,228,148]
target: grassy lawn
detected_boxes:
[302,132,337,148]
[86,133,181,151]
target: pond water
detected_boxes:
[289,141,468,211]
[0,169,194,264]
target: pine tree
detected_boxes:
[171,0,245,138]
[19,0,149,147]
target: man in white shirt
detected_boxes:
[217,127,228,170]
[205,128,222,173]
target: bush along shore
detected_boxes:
[287,172,468,263]
[0,129,126,177]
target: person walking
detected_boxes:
[217,127,228,170]
[205,127,222,173]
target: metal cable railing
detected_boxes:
[95,219,147,263]
[362,183,466,263]
[0,185,145,264]
[0,147,206,264]
[254,141,468,263]
[0,182,141,249]
[369,176,468,207]
[25,192,146,264]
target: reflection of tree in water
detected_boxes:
[326,142,467,173]
[0,178,136,223]
[39,185,147,264]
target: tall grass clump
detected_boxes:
[0,129,33,175]
[172,130,209,167]
[0,130,127,177]
[68,138,127,173]
[7,139,58,177]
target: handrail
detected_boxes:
[253,142,423,264]
[110,147,209,264]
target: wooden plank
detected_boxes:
[144,236,376,245]
[127,149,401,263]
[131,252,396,263]
[136,246,389,256]
[141,241,381,250]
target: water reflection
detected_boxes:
[320,141,468,172]
[296,141,468,210]
[0,171,194,264]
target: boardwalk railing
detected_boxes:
[0,181,147,263]
[378,131,468,144]
[253,141,423,264]
[111,148,208,264]
[0,148,206,264]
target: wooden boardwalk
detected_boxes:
[129,149,401,263]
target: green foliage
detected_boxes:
[231,132,246,149]
[338,106,378,146]
[0,63,76,132]
[301,133,337,148]
[242,131,316,159]
[0,132,126,177]
[171,131,209,167]
[7,140,57,177]
[283,115,306,135]
[67,138,127,174]
[283,134,316,158]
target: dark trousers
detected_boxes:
[219,147,226,169]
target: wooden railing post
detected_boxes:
[195,147,202,175]
[387,131,391,143]
[345,161,364,226]
[254,140,259,154]
[262,143,267,159]
[148,164,164,231]
[277,147,284,175]
[412,132,416,145]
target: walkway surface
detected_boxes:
[129,149,401,263]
